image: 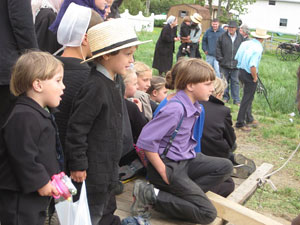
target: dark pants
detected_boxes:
[221,67,240,104]
[0,190,50,225]
[177,43,201,60]
[147,153,233,224]
[0,85,16,127]
[236,69,258,127]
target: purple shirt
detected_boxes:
[137,90,201,161]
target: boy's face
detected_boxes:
[137,70,152,92]
[125,75,137,98]
[191,80,214,101]
[40,68,65,108]
[95,0,107,10]
[105,46,136,77]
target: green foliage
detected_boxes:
[119,0,145,15]
[154,19,165,27]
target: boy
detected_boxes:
[0,51,64,225]
[64,18,151,225]
[180,16,192,55]
[133,59,233,224]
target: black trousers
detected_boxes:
[0,85,16,127]
[0,190,50,225]
[147,153,233,224]
[236,69,258,127]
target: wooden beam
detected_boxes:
[206,191,283,225]
[227,163,274,204]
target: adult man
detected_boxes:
[202,18,224,77]
[189,13,203,58]
[0,0,38,126]
[216,20,244,105]
[240,24,250,41]
[235,28,270,131]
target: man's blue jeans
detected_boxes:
[221,67,240,104]
[206,55,221,78]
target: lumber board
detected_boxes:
[227,163,274,204]
[206,191,283,225]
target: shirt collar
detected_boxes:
[96,64,114,80]
[174,90,201,117]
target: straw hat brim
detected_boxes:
[82,40,152,63]
[191,16,202,24]
[250,31,270,39]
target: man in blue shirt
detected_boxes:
[202,18,224,77]
[234,28,270,131]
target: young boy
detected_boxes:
[0,51,64,225]
[64,18,151,225]
[180,16,192,55]
[133,58,233,224]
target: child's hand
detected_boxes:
[70,170,87,183]
[133,98,143,112]
[38,181,59,196]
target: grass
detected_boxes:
[135,27,300,221]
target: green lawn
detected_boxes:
[135,27,300,221]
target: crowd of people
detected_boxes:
[0,0,289,225]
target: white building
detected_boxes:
[238,0,300,35]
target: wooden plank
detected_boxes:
[227,163,274,204]
[206,191,284,225]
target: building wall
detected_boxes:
[239,0,300,35]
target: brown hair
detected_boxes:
[88,9,104,30]
[183,16,191,23]
[146,76,166,94]
[10,51,63,96]
[174,58,215,90]
[165,57,188,90]
[133,61,151,77]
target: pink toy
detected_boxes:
[51,172,77,200]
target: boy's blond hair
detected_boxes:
[133,61,151,77]
[123,68,137,84]
[174,58,215,90]
[10,51,63,96]
[212,77,228,97]
[146,76,166,95]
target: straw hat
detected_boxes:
[190,13,202,24]
[83,18,151,63]
[251,28,270,39]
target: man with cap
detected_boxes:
[202,18,224,77]
[216,20,244,105]
[234,28,270,131]
[189,13,203,58]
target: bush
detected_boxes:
[154,19,165,27]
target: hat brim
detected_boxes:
[191,16,201,24]
[82,40,152,63]
[250,31,270,39]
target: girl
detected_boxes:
[146,76,168,113]
[132,58,233,224]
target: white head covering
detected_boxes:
[166,15,176,25]
[57,3,91,48]
[31,0,63,23]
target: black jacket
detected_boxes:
[0,0,38,85]
[65,68,127,194]
[0,96,60,193]
[216,31,244,69]
[152,24,177,73]
[200,95,236,158]
[180,22,190,38]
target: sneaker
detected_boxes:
[234,154,256,173]
[246,120,259,128]
[235,126,251,132]
[182,48,186,54]
[231,164,253,179]
[186,47,191,54]
[131,180,156,217]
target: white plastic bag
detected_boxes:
[55,181,92,225]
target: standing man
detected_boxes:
[234,28,270,131]
[202,18,224,77]
[239,24,250,41]
[189,13,202,58]
[0,0,38,126]
[216,20,244,105]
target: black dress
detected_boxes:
[152,24,177,73]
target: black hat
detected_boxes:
[228,20,238,28]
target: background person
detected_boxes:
[202,18,224,77]
[216,20,244,105]
[240,24,250,41]
[189,13,203,58]
[152,15,178,77]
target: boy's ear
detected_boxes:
[82,34,88,46]
[102,54,111,60]
[186,83,194,92]
[32,79,43,93]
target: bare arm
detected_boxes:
[250,66,258,82]
[145,151,169,184]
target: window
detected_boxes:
[269,0,276,5]
[179,10,188,18]
[279,18,288,27]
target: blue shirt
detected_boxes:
[202,27,224,57]
[235,39,263,74]
[137,90,201,161]
[152,94,205,153]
